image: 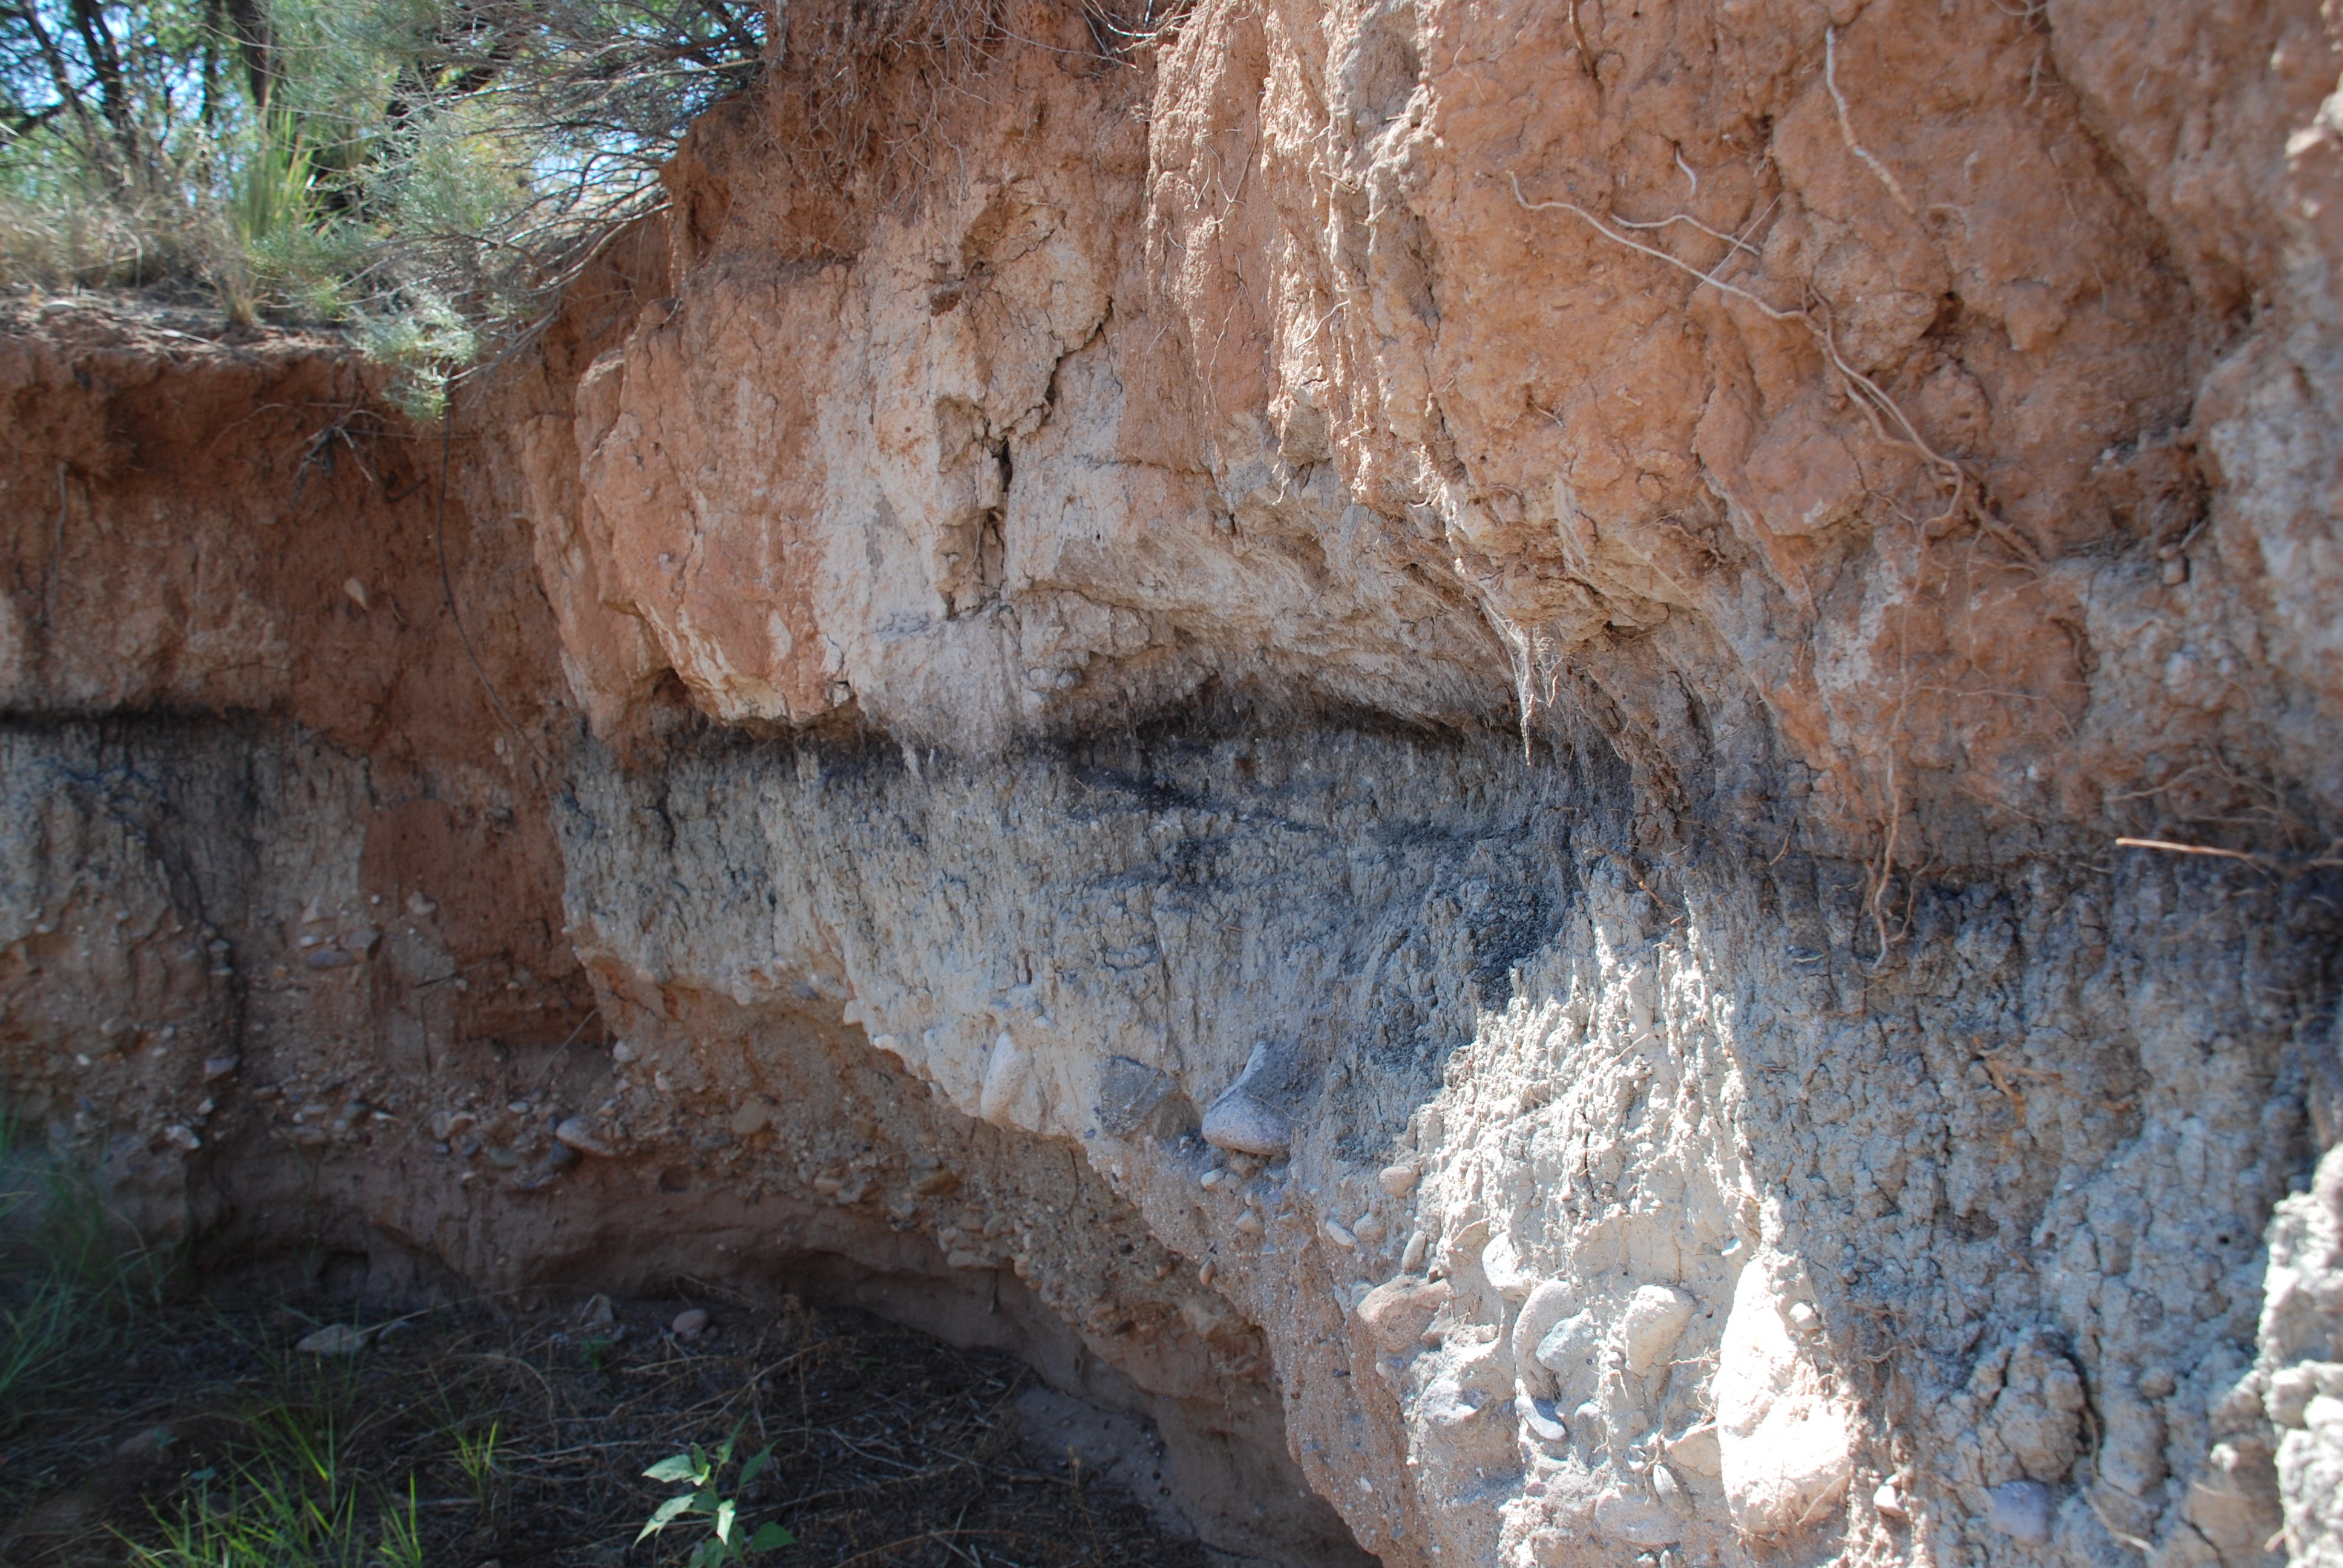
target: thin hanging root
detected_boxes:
[1490,608,1540,762]
[1568,0,1598,79]
[1825,27,1918,217]
[1611,207,1757,260]
[1867,783,1902,966]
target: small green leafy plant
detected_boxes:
[637,1426,792,1566]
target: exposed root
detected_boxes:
[1825,27,1918,217]
[1496,175,2040,569]
[1610,207,1759,260]
[1505,171,1800,321]
[1568,0,1599,80]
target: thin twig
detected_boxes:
[2114,837,2265,865]
[528,1008,604,1088]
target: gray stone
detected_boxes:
[1096,1056,1177,1136]
[1594,1488,1682,1546]
[1515,1391,1567,1444]
[1202,1090,1289,1157]
[296,1323,372,1355]
[1988,1480,2054,1543]
[554,1117,612,1157]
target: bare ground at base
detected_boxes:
[0,1285,1211,1568]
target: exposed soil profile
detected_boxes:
[7,1,2343,1565]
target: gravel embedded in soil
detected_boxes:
[0,1290,1211,1568]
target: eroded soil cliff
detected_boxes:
[8,1,2343,1564]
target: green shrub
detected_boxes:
[638,1426,796,1567]
[1,1,770,390]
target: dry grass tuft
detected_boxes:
[764,0,1183,195]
